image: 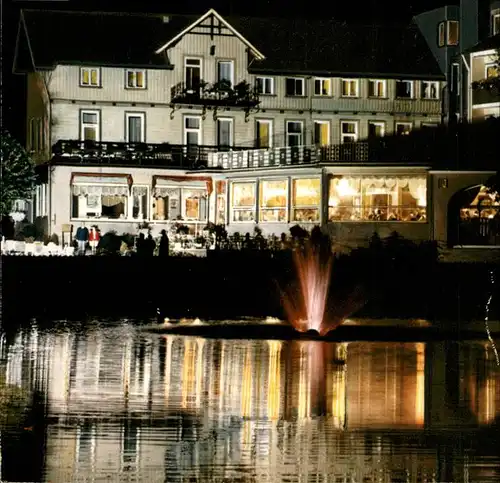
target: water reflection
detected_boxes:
[1,320,499,482]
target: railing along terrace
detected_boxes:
[208,143,369,169]
[52,140,245,169]
[170,80,260,107]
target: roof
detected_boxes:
[463,34,500,55]
[16,9,444,79]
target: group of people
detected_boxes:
[75,222,100,255]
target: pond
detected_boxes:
[1,318,499,482]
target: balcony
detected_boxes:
[51,140,245,169]
[170,80,260,109]
[207,143,369,169]
[472,87,500,106]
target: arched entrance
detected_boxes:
[447,185,500,247]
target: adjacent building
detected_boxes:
[12,3,499,248]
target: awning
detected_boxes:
[71,172,132,196]
[71,172,133,186]
[153,175,213,195]
[72,185,129,196]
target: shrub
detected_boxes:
[98,231,121,254]
[49,233,59,245]
[121,233,136,248]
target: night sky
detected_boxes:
[3,0,455,141]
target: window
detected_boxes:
[447,20,459,46]
[125,113,145,143]
[396,80,413,98]
[231,182,256,222]
[292,178,321,222]
[285,78,304,96]
[184,116,201,146]
[217,60,234,87]
[438,22,446,47]
[80,110,100,141]
[341,79,358,97]
[185,58,202,91]
[368,121,385,138]
[286,121,303,146]
[256,77,274,95]
[153,187,179,221]
[340,121,358,143]
[395,122,412,136]
[314,121,330,146]
[421,81,439,99]
[259,179,288,222]
[486,63,499,78]
[328,175,427,222]
[368,79,386,97]
[217,118,233,148]
[493,13,500,36]
[126,70,146,89]
[80,67,100,87]
[132,186,149,220]
[71,179,129,220]
[256,120,272,148]
[314,78,331,96]
[216,181,227,224]
[182,189,207,221]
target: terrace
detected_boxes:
[51,140,245,169]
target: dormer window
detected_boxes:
[126,70,146,89]
[80,67,100,87]
[396,80,413,99]
[285,78,305,96]
[438,21,459,47]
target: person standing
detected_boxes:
[89,225,100,255]
[75,222,89,255]
[158,229,169,257]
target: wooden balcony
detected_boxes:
[51,140,245,169]
[472,87,500,106]
[170,80,260,108]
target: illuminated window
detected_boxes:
[286,121,303,146]
[71,181,129,220]
[421,81,439,99]
[438,22,445,47]
[80,110,100,141]
[341,79,358,97]
[259,179,288,222]
[328,175,427,222]
[126,69,146,89]
[395,122,412,136]
[340,121,358,143]
[182,189,206,220]
[256,119,272,148]
[231,182,256,222]
[447,20,459,45]
[314,78,331,96]
[152,187,179,221]
[486,63,499,78]
[132,186,149,220]
[396,80,413,98]
[80,67,100,87]
[314,121,330,146]
[368,121,385,138]
[256,77,274,95]
[216,181,227,224]
[292,178,321,222]
[285,78,304,96]
[368,79,386,98]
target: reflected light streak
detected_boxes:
[485,270,499,366]
[181,339,196,409]
[415,343,425,426]
[267,340,282,420]
[241,345,253,419]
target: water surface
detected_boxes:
[1,318,499,482]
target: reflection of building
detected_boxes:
[3,326,500,481]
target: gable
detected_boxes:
[154,9,266,60]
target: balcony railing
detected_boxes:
[170,80,260,108]
[208,143,370,169]
[472,87,500,106]
[51,140,245,169]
